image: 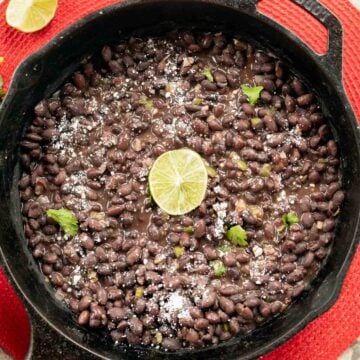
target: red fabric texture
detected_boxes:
[0,272,30,360]
[0,0,359,359]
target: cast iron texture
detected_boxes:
[0,0,359,359]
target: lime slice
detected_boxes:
[6,0,58,33]
[148,148,208,215]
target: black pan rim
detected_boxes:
[0,0,360,359]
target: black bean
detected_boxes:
[302,252,315,268]
[219,296,235,314]
[263,115,277,132]
[107,307,126,321]
[250,178,264,192]
[213,70,227,87]
[297,93,314,107]
[126,247,141,265]
[107,205,125,217]
[96,288,108,305]
[162,338,181,351]
[294,242,307,255]
[205,311,220,324]
[264,222,275,239]
[200,290,216,308]
[193,119,209,135]
[201,80,217,91]
[309,170,321,183]
[287,268,305,283]
[332,190,345,208]
[259,302,271,318]
[282,262,296,273]
[78,310,90,325]
[235,304,254,320]
[79,295,92,311]
[97,263,112,276]
[129,316,143,335]
[301,212,314,229]
[185,328,199,344]
[322,218,335,232]
[223,254,236,267]
[102,45,112,62]
[208,117,223,131]
[50,272,64,286]
[244,297,260,308]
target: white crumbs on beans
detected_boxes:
[212,202,228,239]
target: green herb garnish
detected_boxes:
[183,226,194,234]
[241,85,264,105]
[236,159,247,172]
[260,163,272,177]
[251,117,262,126]
[174,246,185,258]
[155,332,163,344]
[211,260,227,277]
[218,244,232,253]
[46,208,79,236]
[203,67,214,82]
[282,212,299,228]
[193,98,203,105]
[138,95,153,110]
[135,287,144,299]
[226,225,248,247]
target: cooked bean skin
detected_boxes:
[20,31,343,350]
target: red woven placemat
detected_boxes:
[0,1,359,359]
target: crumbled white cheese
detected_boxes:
[212,202,228,239]
[252,245,263,258]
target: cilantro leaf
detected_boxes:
[183,226,194,234]
[211,260,226,277]
[174,246,185,258]
[193,98,203,105]
[138,96,153,110]
[203,67,214,82]
[259,163,272,177]
[46,208,79,236]
[218,244,232,253]
[282,212,299,228]
[241,85,264,105]
[226,225,248,247]
[236,159,247,172]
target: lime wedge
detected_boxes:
[148,148,208,215]
[6,0,58,33]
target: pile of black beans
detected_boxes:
[19,31,344,350]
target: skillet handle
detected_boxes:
[248,0,343,81]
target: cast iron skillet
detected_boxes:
[0,0,359,359]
